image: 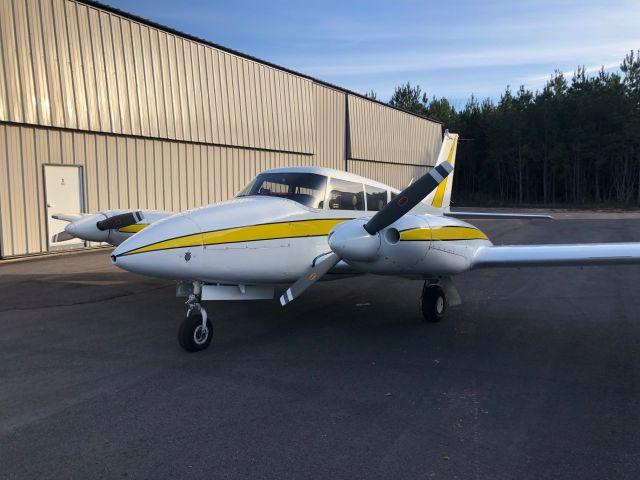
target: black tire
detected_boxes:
[421,285,446,322]
[178,314,213,352]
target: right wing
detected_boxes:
[471,243,640,269]
[446,211,553,220]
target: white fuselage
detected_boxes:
[111,196,492,284]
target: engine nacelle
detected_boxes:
[328,215,485,277]
[328,215,433,275]
[65,213,110,242]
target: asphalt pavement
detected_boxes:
[1,211,640,479]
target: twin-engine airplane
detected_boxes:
[54,132,640,352]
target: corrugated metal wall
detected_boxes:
[347,95,441,165]
[0,0,315,153]
[0,123,320,257]
[346,159,429,191]
[0,0,441,258]
[314,85,346,170]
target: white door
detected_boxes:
[45,165,84,250]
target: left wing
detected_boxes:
[471,243,640,269]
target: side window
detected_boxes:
[365,185,388,211]
[328,178,365,210]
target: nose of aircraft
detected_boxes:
[111,213,202,280]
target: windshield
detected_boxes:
[236,172,327,209]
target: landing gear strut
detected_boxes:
[421,282,446,322]
[178,282,213,352]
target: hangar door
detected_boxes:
[44,165,84,251]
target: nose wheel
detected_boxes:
[421,283,446,322]
[179,287,213,352]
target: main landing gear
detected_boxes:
[421,281,446,322]
[178,283,212,352]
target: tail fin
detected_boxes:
[425,130,458,211]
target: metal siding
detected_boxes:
[0,8,7,122]
[0,126,10,256]
[119,20,140,136]
[140,25,159,139]
[26,0,51,126]
[33,128,48,249]
[149,28,167,139]
[203,48,217,144]
[110,15,131,135]
[6,126,26,253]
[76,5,98,131]
[99,10,120,134]
[0,0,321,154]
[198,44,212,144]
[130,22,149,137]
[38,0,63,127]
[347,159,429,191]
[166,34,183,140]
[348,95,441,166]
[87,7,108,132]
[157,31,174,139]
[66,2,91,130]
[13,0,37,125]
[313,85,345,170]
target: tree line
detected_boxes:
[374,51,640,206]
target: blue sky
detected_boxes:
[106,0,640,108]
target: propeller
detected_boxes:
[279,253,341,306]
[96,211,144,231]
[363,161,453,235]
[280,160,454,306]
[51,231,75,243]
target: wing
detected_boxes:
[445,211,553,220]
[472,243,640,269]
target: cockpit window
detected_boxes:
[236,172,327,209]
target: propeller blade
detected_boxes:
[364,161,453,235]
[52,213,83,222]
[51,231,75,243]
[96,211,144,231]
[280,253,341,306]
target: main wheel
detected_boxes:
[178,314,213,352]
[421,285,446,322]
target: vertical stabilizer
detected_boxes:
[425,131,458,211]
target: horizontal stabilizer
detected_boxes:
[446,211,553,220]
[472,243,640,269]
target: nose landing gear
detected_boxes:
[178,283,213,352]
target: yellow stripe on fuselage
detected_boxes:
[118,218,351,256]
[400,225,487,242]
[431,138,458,208]
[118,224,149,233]
[400,227,431,241]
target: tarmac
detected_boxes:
[1,211,640,479]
